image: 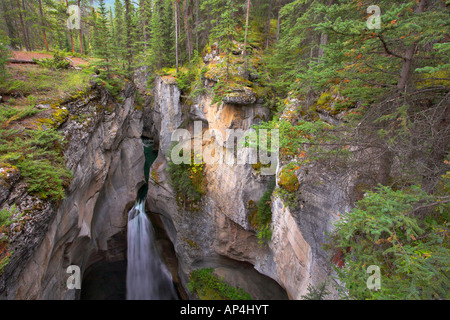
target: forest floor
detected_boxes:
[10,50,89,67]
[1,51,93,131]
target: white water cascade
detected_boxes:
[126,200,178,300]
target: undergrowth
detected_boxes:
[188,268,252,300]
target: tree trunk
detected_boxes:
[15,0,30,51]
[2,0,17,48]
[397,0,427,92]
[124,0,133,72]
[183,0,192,65]
[65,0,75,54]
[318,0,334,59]
[265,0,272,50]
[38,0,49,51]
[276,1,281,41]
[21,0,32,51]
[195,0,199,59]
[141,0,147,51]
[78,0,83,55]
[175,0,179,72]
[243,0,251,78]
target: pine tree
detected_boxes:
[124,0,133,72]
[203,0,238,79]
[95,0,112,73]
[38,0,49,51]
[112,0,126,62]
[147,0,164,71]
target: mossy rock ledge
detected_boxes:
[222,87,256,105]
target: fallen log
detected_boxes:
[6,58,38,64]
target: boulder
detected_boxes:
[223,87,256,105]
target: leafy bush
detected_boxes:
[0,238,11,275]
[34,50,71,70]
[301,282,331,300]
[0,205,20,275]
[0,205,20,229]
[252,119,330,162]
[176,68,197,94]
[0,33,10,82]
[328,182,450,300]
[255,178,276,244]
[0,128,72,201]
[278,163,300,193]
[188,268,252,300]
[256,179,276,226]
[167,149,205,210]
[0,105,39,126]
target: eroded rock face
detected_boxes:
[1,73,354,300]
[144,76,354,300]
[222,87,257,106]
[0,83,145,299]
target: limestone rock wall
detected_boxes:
[144,76,352,299]
[0,83,145,299]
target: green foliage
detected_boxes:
[278,163,300,193]
[301,282,331,300]
[256,179,275,226]
[176,68,197,94]
[0,128,72,201]
[274,185,300,211]
[34,50,70,70]
[254,178,275,244]
[328,183,450,300]
[0,205,20,274]
[188,268,252,300]
[252,119,331,162]
[0,105,39,124]
[256,223,272,246]
[0,32,10,82]
[0,205,20,229]
[167,148,206,210]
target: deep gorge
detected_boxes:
[0,76,293,300]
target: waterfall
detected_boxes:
[126,139,177,300]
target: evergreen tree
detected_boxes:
[202,0,238,78]
[95,0,112,73]
[147,0,164,71]
[112,0,126,62]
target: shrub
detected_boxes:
[0,205,20,229]
[256,179,276,226]
[188,268,252,300]
[0,34,10,82]
[255,178,276,244]
[0,239,11,275]
[34,50,71,70]
[0,205,20,275]
[0,128,72,201]
[278,163,300,193]
[167,149,206,210]
[328,182,450,300]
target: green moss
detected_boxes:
[254,178,276,244]
[167,149,206,210]
[0,128,72,202]
[278,164,300,193]
[183,238,200,249]
[317,92,331,106]
[37,106,69,129]
[188,268,252,300]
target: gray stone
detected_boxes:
[223,87,256,105]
